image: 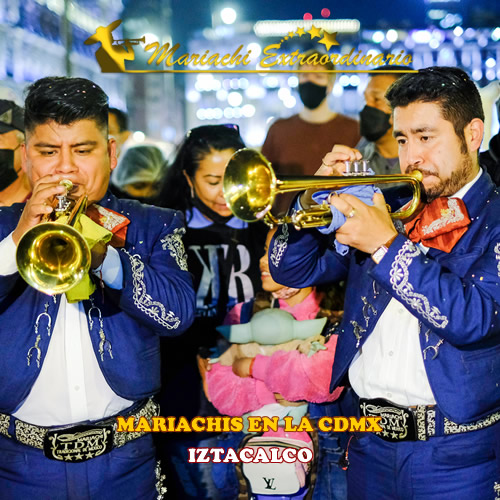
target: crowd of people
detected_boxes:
[0,59,499,500]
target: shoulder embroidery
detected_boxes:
[161,227,188,271]
[122,249,181,329]
[390,240,448,329]
[270,223,289,268]
[93,205,129,231]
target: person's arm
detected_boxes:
[268,222,350,289]
[369,232,500,346]
[250,336,344,403]
[206,363,276,416]
[115,208,195,336]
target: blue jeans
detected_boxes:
[0,434,158,500]
[212,431,245,500]
[160,435,221,499]
[312,429,347,500]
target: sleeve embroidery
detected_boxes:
[121,249,181,329]
[161,227,188,271]
[389,240,448,329]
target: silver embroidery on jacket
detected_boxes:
[390,241,448,329]
[495,242,500,277]
[0,414,10,438]
[27,302,52,368]
[270,224,289,268]
[161,227,188,271]
[88,298,113,361]
[122,249,181,329]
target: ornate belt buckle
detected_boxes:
[359,398,417,442]
[43,424,113,462]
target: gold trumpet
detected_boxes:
[16,180,91,295]
[223,149,423,229]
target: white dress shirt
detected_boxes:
[349,168,482,406]
[0,233,133,426]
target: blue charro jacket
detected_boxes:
[269,171,500,424]
[0,192,195,413]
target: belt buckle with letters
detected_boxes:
[43,424,113,462]
[359,398,417,442]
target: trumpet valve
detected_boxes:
[55,180,73,214]
[343,160,371,176]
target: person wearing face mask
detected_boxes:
[0,100,31,206]
[155,125,268,499]
[356,65,414,175]
[261,50,360,182]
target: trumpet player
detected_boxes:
[0,76,195,499]
[269,67,500,498]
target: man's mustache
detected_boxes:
[404,166,439,177]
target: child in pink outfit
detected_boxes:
[206,288,343,417]
[199,228,346,500]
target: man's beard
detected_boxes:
[405,154,475,203]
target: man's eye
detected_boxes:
[397,139,406,146]
[76,149,91,154]
[41,150,56,156]
[421,136,430,142]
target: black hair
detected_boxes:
[24,76,108,134]
[372,64,414,80]
[156,124,245,213]
[386,66,484,149]
[109,107,129,132]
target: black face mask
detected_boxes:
[191,194,234,225]
[359,105,392,142]
[298,82,327,110]
[0,149,18,190]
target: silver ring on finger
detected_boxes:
[347,208,356,218]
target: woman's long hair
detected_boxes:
[156,124,245,213]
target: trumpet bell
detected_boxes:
[16,222,91,295]
[223,149,277,222]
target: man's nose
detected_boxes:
[55,149,78,174]
[404,140,423,168]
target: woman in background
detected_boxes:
[155,124,267,499]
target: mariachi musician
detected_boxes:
[0,76,195,499]
[268,67,500,498]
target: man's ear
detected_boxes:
[21,143,28,174]
[465,118,484,153]
[108,137,118,171]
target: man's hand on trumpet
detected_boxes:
[301,144,398,255]
[329,191,397,255]
[300,145,362,209]
[12,174,69,246]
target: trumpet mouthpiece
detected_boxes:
[59,180,73,191]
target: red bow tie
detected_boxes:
[86,204,130,247]
[404,197,470,253]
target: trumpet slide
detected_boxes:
[223,149,423,229]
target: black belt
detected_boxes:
[360,398,500,442]
[0,398,159,462]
